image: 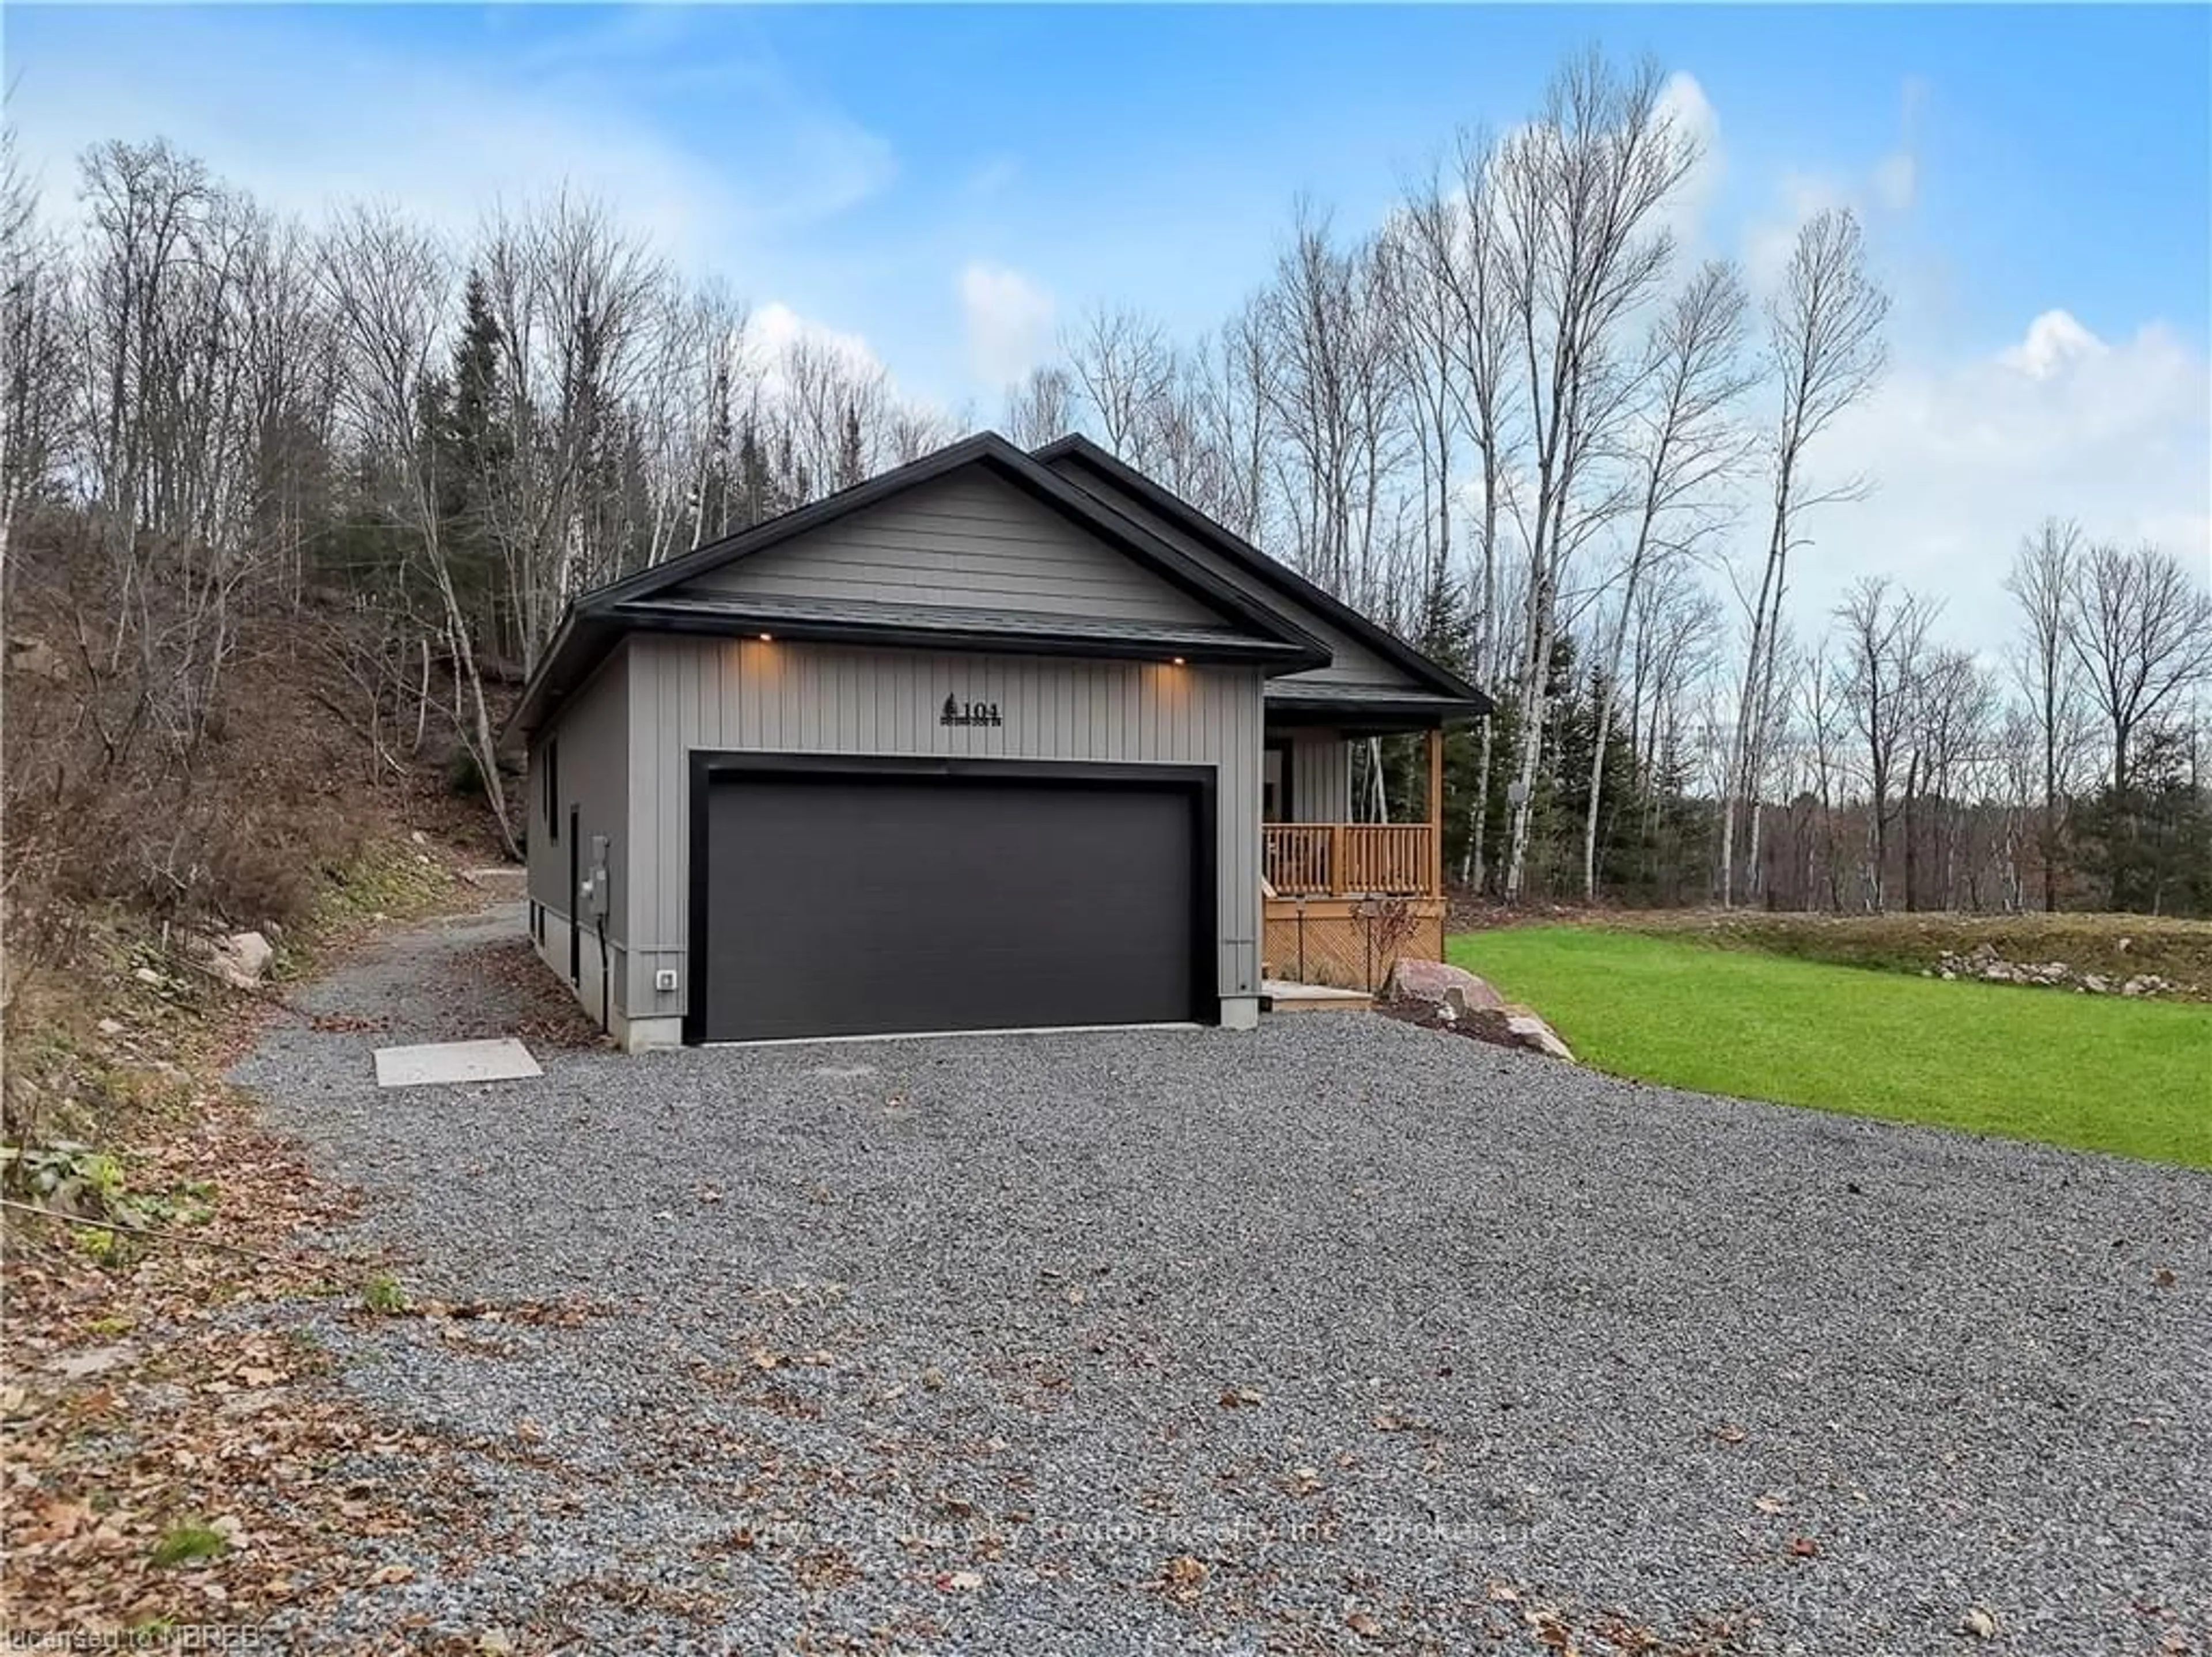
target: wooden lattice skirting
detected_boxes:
[1262,898,1449,993]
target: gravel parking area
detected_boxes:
[232,906,2211,1655]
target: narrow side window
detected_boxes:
[544,736,560,839]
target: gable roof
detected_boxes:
[509,433,1331,736]
[508,432,1495,739]
[1032,434,1493,717]
[584,432,1322,652]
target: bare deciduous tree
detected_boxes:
[1,130,74,573]
[1581,259,1755,898]
[1720,207,1889,905]
[1490,50,1701,901]
[1066,304,1176,468]
[1408,128,1519,889]
[2065,540,2212,799]
[1834,576,1931,910]
[1905,646,1995,909]
[2004,517,2085,910]
[320,203,517,856]
[1003,364,1077,449]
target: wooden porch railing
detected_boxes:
[1263,823,1438,897]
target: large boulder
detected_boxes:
[202,930,274,990]
[1500,1004,1575,1062]
[1389,958,1505,1011]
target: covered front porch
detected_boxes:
[1260,718,1449,993]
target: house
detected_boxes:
[506,432,1490,1048]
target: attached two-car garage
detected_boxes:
[690,756,1214,1043]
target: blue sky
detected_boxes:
[7,3,2208,638]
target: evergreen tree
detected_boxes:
[837,399,865,491]
[734,414,771,530]
[434,269,510,643]
[695,364,734,542]
[2078,723,2212,913]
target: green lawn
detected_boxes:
[1447,926,2212,1168]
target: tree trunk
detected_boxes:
[2040,678,2059,912]
[1582,539,1652,902]
[1503,589,1556,902]
[1747,797,1766,906]
[1464,714,1494,892]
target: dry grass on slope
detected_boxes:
[1606,908,2212,1000]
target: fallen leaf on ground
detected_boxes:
[1961,1606,1998,1639]
[1163,1554,1207,1597]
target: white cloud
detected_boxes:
[749,300,887,381]
[1743,172,1855,293]
[957,262,1056,390]
[1870,150,1918,215]
[743,301,900,411]
[1873,74,1927,215]
[5,9,892,270]
[1656,71,1724,252]
[1999,309,2108,380]
[1741,77,1922,294]
[1781,312,2211,654]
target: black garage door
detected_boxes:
[694,759,1210,1042]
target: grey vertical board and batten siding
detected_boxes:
[1045,467,1413,689]
[619,635,1263,1027]
[669,472,1224,627]
[524,644,631,1013]
[1289,729,1353,821]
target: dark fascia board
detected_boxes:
[503,606,594,742]
[1263,697,1472,733]
[1035,434,1495,717]
[604,599,1317,667]
[574,432,1329,664]
[1263,687,1487,714]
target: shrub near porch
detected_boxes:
[1446,926,2212,1168]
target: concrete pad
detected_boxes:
[374,1038,541,1088]
[1262,979,1376,1013]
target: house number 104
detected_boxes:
[939,695,1004,728]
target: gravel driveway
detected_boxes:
[232,905,2211,1655]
